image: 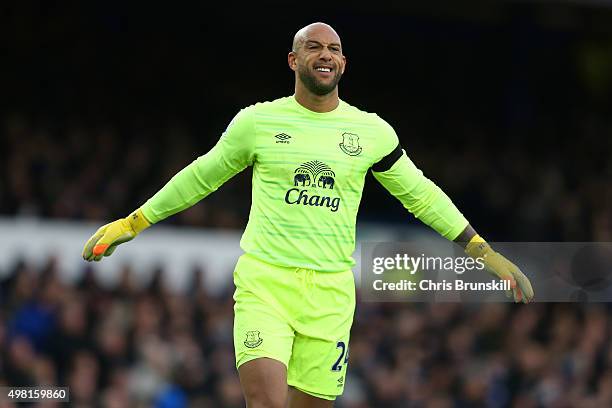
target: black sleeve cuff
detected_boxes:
[372,143,403,172]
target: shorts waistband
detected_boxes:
[242,252,351,274]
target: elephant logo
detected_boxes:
[339,133,362,156]
[244,331,263,348]
[294,173,311,186]
[318,176,335,189]
[294,161,335,189]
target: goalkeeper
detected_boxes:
[83,22,533,408]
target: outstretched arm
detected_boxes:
[371,144,469,240]
[82,107,256,261]
[372,145,534,303]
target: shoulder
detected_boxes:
[342,101,398,144]
[229,97,293,134]
[225,97,293,142]
[341,101,396,132]
[228,97,288,127]
[242,96,294,116]
[341,101,399,162]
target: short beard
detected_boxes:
[298,66,342,96]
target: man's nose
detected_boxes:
[319,47,333,61]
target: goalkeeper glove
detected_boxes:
[82,208,151,262]
[465,235,534,303]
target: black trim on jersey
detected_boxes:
[372,144,403,172]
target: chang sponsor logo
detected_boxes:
[284,160,340,212]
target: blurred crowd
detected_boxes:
[1,258,612,408]
[0,114,251,230]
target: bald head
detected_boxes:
[292,22,341,53]
[288,22,346,98]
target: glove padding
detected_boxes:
[465,238,534,303]
[82,208,150,262]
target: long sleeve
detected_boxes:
[141,107,256,223]
[372,149,468,240]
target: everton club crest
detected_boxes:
[244,330,263,348]
[339,132,362,156]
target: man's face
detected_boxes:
[289,27,346,96]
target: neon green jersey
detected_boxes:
[141,96,468,271]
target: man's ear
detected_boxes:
[288,52,298,71]
[341,55,347,74]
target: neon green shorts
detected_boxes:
[233,253,356,400]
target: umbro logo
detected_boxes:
[275,133,291,144]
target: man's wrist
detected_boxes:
[127,208,151,234]
[465,234,493,259]
[468,234,486,245]
[453,224,478,248]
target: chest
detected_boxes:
[254,122,375,188]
